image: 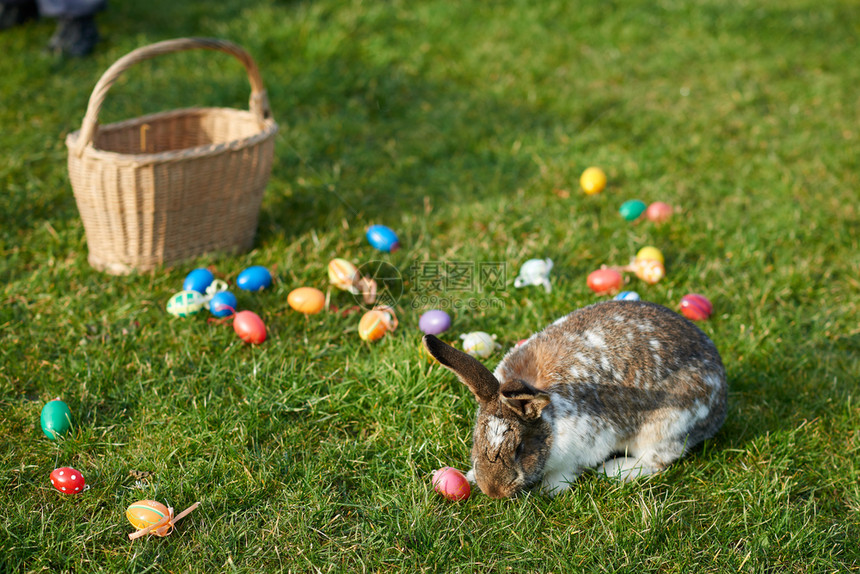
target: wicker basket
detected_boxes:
[66,38,278,275]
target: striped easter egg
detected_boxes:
[614,291,641,301]
[126,500,172,536]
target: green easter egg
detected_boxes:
[41,399,73,440]
[619,199,647,221]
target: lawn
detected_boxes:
[1,0,858,572]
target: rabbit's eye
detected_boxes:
[515,442,525,460]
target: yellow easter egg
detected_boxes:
[580,167,607,195]
[288,287,326,315]
[636,246,664,264]
[126,500,172,536]
[328,259,359,292]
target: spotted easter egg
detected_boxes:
[614,291,641,302]
[619,199,647,221]
[587,269,623,295]
[237,266,272,292]
[633,259,665,285]
[636,246,664,264]
[580,167,607,195]
[288,287,326,315]
[432,467,471,502]
[418,310,451,335]
[680,294,713,321]
[366,225,400,253]
[183,268,214,294]
[646,201,673,223]
[41,399,73,440]
[126,500,172,537]
[50,467,85,494]
[233,310,267,344]
[166,290,206,318]
[208,291,237,317]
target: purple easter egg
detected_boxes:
[419,310,451,335]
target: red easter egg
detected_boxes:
[587,269,623,295]
[680,294,713,321]
[646,202,673,223]
[50,466,85,494]
[233,310,267,344]
[432,467,471,501]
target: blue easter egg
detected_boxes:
[183,268,214,293]
[419,310,451,335]
[366,225,400,253]
[237,266,272,291]
[209,291,238,317]
[614,291,641,301]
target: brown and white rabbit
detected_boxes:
[423,300,727,498]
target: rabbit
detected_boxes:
[423,300,727,498]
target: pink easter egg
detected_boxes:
[587,268,623,295]
[432,467,471,501]
[233,310,267,344]
[646,202,673,223]
[680,294,713,321]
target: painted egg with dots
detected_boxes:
[41,398,73,440]
[634,259,665,284]
[587,269,623,295]
[432,467,471,501]
[580,167,607,195]
[418,310,451,335]
[50,467,85,494]
[619,199,647,221]
[646,201,673,223]
[182,268,214,294]
[366,225,400,253]
[208,291,237,318]
[126,500,172,537]
[288,287,326,315]
[237,266,272,292]
[233,310,267,344]
[614,291,641,302]
[166,290,206,318]
[680,294,713,321]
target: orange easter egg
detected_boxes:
[126,500,172,537]
[634,259,665,284]
[288,287,325,315]
[358,310,388,342]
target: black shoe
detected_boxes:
[48,15,100,57]
[0,1,39,31]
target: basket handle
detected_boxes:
[72,37,273,158]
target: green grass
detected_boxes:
[1,0,859,571]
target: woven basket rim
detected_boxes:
[65,106,278,166]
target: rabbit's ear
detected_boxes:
[423,335,499,402]
[499,379,551,420]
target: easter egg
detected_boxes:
[619,199,647,221]
[208,291,237,317]
[634,259,665,285]
[166,290,205,318]
[636,246,664,264]
[233,310,266,344]
[126,500,172,536]
[587,269,623,295]
[40,399,72,440]
[432,467,471,502]
[418,310,451,335]
[50,467,85,494]
[358,308,397,342]
[614,291,641,302]
[680,294,713,321]
[237,266,272,292]
[580,167,607,195]
[328,259,359,292]
[182,268,214,294]
[515,339,528,348]
[460,331,499,359]
[646,201,673,223]
[288,287,326,315]
[366,225,400,253]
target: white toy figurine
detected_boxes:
[514,258,553,293]
[460,332,502,359]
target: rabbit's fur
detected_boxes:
[424,300,727,498]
